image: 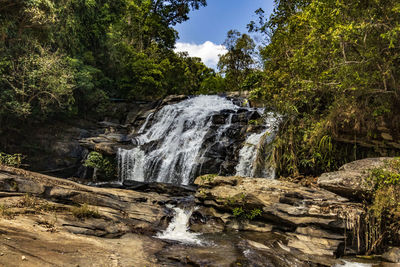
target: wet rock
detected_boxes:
[211,114,226,124]
[317,157,392,199]
[126,182,196,197]
[249,110,262,120]
[189,208,225,233]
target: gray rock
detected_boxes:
[317,157,392,198]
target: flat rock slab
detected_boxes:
[0,165,174,266]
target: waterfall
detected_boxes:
[118,95,278,185]
[235,113,278,178]
[156,206,202,245]
[118,95,257,185]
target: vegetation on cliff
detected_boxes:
[244,0,400,176]
[364,158,400,254]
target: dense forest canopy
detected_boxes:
[243,0,400,176]
[0,0,227,125]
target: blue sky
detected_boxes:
[174,1,274,69]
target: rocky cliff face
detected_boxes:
[0,95,274,184]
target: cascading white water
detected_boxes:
[156,206,202,245]
[138,112,153,134]
[235,113,278,178]
[118,95,249,185]
[118,148,145,182]
[334,262,372,267]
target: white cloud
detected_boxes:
[174,41,228,69]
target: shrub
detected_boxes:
[200,174,217,183]
[364,158,400,254]
[71,203,100,219]
[0,152,24,168]
[84,152,116,179]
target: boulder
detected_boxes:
[159,94,187,106]
[317,157,392,198]
[0,165,170,234]
[382,247,400,263]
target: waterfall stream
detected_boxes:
[156,205,203,245]
[118,95,278,185]
[235,113,278,178]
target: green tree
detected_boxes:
[248,0,400,176]
[218,30,256,92]
[0,0,210,126]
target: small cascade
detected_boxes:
[118,148,145,183]
[156,206,202,245]
[137,112,153,134]
[118,95,264,185]
[235,114,279,178]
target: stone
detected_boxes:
[382,247,400,263]
[194,175,364,257]
[160,95,187,106]
[317,157,392,199]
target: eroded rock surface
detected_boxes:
[0,165,173,266]
[0,166,373,266]
[194,175,364,261]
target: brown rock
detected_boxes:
[194,175,364,257]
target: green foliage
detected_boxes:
[200,174,217,183]
[1,44,76,120]
[0,0,212,130]
[223,193,262,221]
[0,152,24,167]
[246,208,262,220]
[364,158,400,253]
[248,119,262,126]
[84,152,116,179]
[218,30,256,92]
[232,207,244,217]
[232,206,262,220]
[370,169,400,189]
[71,203,100,219]
[248,0,400,176]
